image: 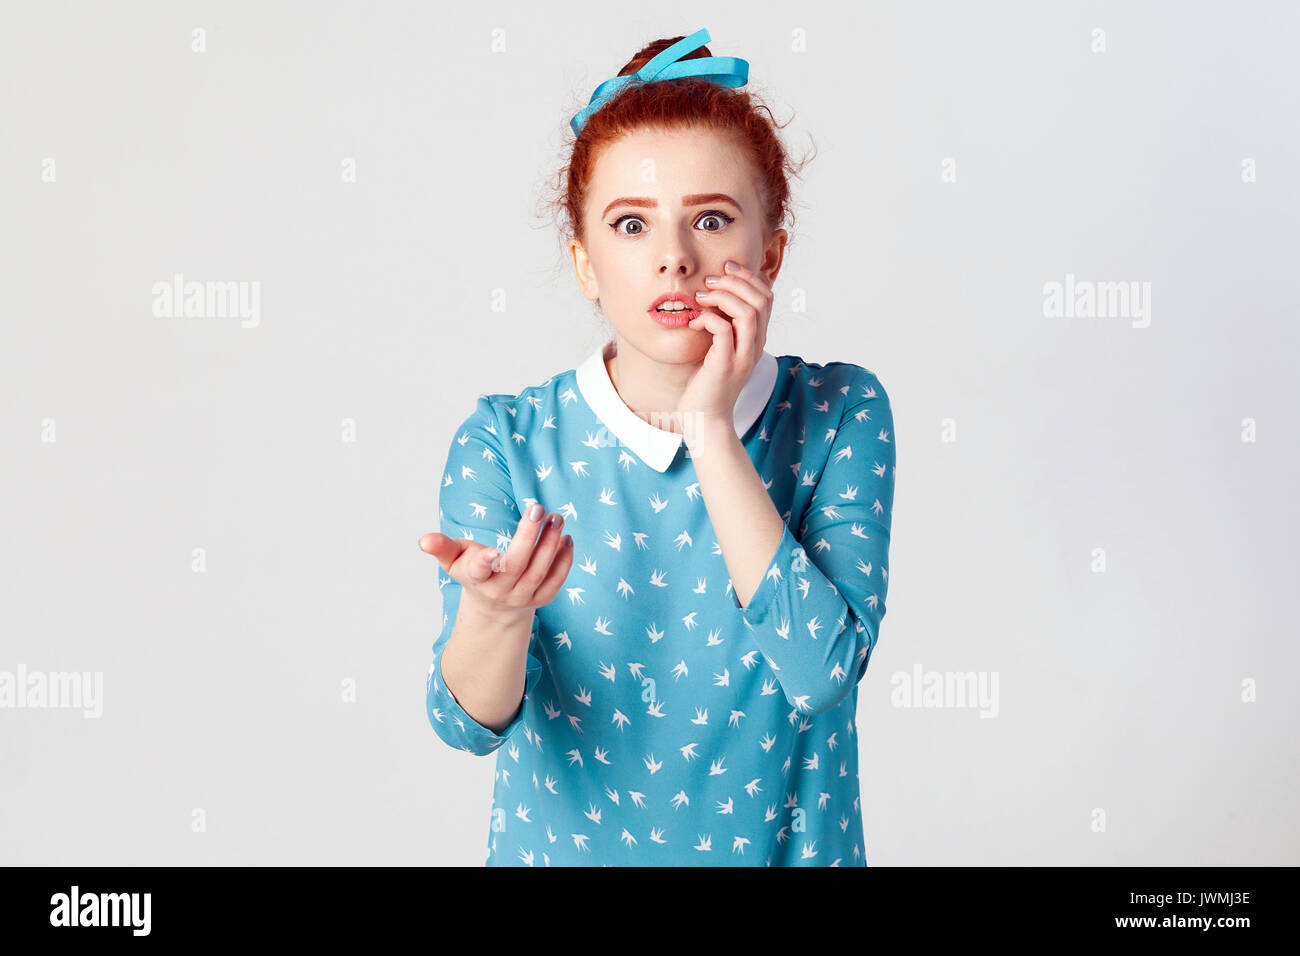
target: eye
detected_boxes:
[609,214,647,236]
[607,209,737,237]
[696,210,736,232]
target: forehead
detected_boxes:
[588,127,755,200]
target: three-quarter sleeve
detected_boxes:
[733,369,896,716]
[425,395,544,755]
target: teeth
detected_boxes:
[656,301,688,311]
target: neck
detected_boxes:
[605,336,695,436]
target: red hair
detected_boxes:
[551,34,814,248]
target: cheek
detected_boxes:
[588,242,643,283]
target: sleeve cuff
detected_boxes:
[434,645,543,752]
[732,523,804,627]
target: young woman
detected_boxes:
[419,28,896,866]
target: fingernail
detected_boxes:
[548,513,562,528]
[704,276,718,286]
[694,290,710,298]
[724,260,740,273]
[528,503,542,520]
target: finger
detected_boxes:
[709,269,770,315]
[694,287,756,326]
[722,260,775,300]
[532,534,576,604]
[720,263,773,361]
[687,309,736,352]
[496,502,550,578]
[511,511,566,598]
[724,300,756,370]
[756,308,769,355]
[458,543,502,585]
[699,288,759,366]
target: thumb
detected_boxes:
[418,532,470,574]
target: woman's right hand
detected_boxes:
[417,504,574,621]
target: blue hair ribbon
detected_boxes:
[570,28,750,136]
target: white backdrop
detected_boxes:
[2,0,1297,865]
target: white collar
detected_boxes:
[574,338,779,472]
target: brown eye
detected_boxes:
[610,214,646,235]
[696,211,735,232]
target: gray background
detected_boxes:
[2,1,1297,865]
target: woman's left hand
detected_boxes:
[679,259,773,434]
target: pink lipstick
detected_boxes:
[648,291,702,328]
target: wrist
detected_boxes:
[459,590,535,630]
[684,414,738,454]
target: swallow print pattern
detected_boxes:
[426,344,896,866]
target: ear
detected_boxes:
[569,238,599,302]
[761,228,788,286]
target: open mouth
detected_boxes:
[648,293,705,326]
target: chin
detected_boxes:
[617,325,707,363]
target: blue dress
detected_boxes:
[426,339,896,866]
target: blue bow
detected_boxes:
[570,28,750,136]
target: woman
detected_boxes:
[420,28,896,866]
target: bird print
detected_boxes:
[427,348,896,866]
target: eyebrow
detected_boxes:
[601,193,743,219]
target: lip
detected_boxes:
[647,291,703,328]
